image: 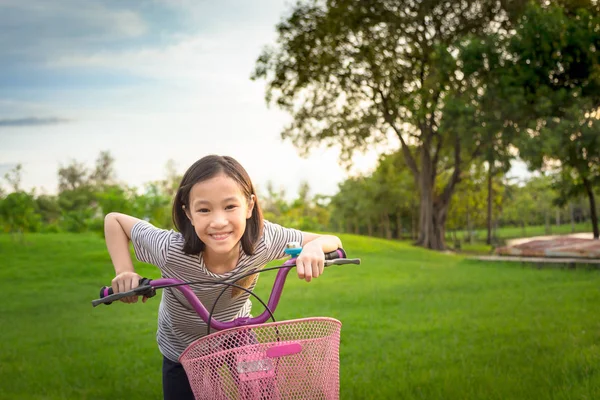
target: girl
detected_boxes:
[104,154,343,400]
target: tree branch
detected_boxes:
[439,133,462,207]
[431,133,443,182]
[378,89,420,178]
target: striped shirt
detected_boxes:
[130,220,303,362]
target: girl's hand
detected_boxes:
[111,271,148,304]
[295,242,325,282]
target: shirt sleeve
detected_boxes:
[263,220,304,261]
[130,221,172,269]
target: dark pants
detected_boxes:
[162,356,195,400]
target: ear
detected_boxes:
[246,195,256,219]
[182,205,193,225]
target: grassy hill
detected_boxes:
[1,232,599,399]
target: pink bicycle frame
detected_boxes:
[96,249,357,331]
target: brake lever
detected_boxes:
[91,283,156,307]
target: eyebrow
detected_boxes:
[192,197,240,206]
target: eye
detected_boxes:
[196,208,210,213]
[225,204,238,210]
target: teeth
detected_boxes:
[212,233,230,240]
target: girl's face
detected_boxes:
[185,173,255,259]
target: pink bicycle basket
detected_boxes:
[179,317,341,400]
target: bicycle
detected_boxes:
[92,243,361,400]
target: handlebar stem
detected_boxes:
[151,258,297,330]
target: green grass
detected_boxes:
[1,233,599,399]
[449,221,592,243]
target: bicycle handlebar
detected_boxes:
[92,248,360,331]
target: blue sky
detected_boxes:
[0,0,529,198]
[0,0,387,198]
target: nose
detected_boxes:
[209,211,228,229]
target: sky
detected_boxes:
[0,0,530,198]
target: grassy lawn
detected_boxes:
[448,221,592,243]
[1,232,599,399]
[446,222,595,255]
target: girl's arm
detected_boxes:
[295,232,343,282]
[302,232,342,253]
[104,212,146,303]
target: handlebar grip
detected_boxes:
[98,278,155,305]
[324,248,347,260]
[325,258,361,266]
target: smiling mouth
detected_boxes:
[210,232,232,241]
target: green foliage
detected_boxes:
[133,183,173,228]
[0,191,42,233]
[36,194,61,225]
[500,175,558,235]
[253,0,535,249]
[0,152,184,235]
[488,1,600,236]
[261,181,330,231]
[330,151,418,238]
[57,186,97,233]
[4,163,23,192]
[446,163,504,234]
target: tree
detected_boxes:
[36,194,61,228]
[261,181,289,223]
[446,163,491,244]
[0,164,41,235]
[138,186,171,225]
[370,151,418,239]
[328,151,418,239]
[0,192,41,234]
[330,178,365,235]
[58,160,88,192]
[4,163,23,192]
[90,150,116,187]
[261,181,330,231]
[501,179,538,235]
[455,34,520,244]
[494,2,600,238]
[254,0,528,249]
[528,174,557,235]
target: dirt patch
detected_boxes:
[497,233,599,259]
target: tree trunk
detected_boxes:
[493,218,499,243]
[417,198,449,249]
[555,209,560,227]
[411,209,417,240]
[396,213,401,239]
[393,120,461,250]
[570,202,575,232]
[545,210,551,235]
[582,178,600,239]
[486,163,493,245]
[382,212,392,240]
[414,137,461,250]
[416,175,446,249]
[465,199,473,245]
[367,219,373,237]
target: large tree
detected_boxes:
[455,32,520,244]
[254,0,526,249]
[496,1,600,238]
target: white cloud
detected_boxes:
[0,0,392,199]
[47,28,273,86]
